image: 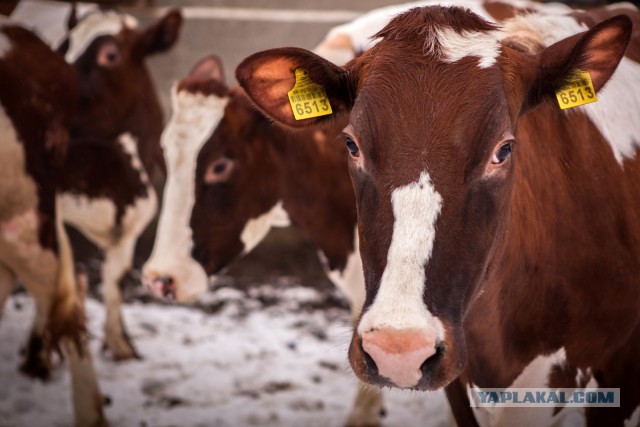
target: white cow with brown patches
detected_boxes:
[0,20,107,427]
[12,4,182,361]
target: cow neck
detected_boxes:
[115,78,164,176]
[256,113,358,272]
[466,102,640,387]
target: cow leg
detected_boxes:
[17,214,108,426]
[0,263,15,317]
[343,284,385,427]
[102,236,139,360]
[346,381,384,427]
[63,337,109,427]
[19,292,52,380]
[445,378,480,427]
[56,214,109,427]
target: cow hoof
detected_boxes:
[19,334,51,380]
[19,352,51,381]
[102,335,141,361]
[345,419,381,427]
[345,409,383,427]
[76,415,110,427]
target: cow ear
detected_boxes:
[236,47,354,128]
[136,8,182,56]
[190,55,225,83]
[525,15,631,109]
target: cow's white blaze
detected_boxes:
[240,201,291,254]
[142,86,228,302]
[502,13,640,163]
[65,10,138,63]
[358,172,445,337]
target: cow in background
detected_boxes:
[9,5,182,362]
[141,55,384,427]
[238,3,640,426]
[0,20,106,427]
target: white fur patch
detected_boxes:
[65,10,138,63]
[240,201,291,254]
[60,134,156,245]
[626,405,640,427]
[0,104,38,220]
[143,86,228,302]
[320,228,365,316]
[469,348,597,427]
[428,27,500,68]
[358,172,444,337]
[1,209,40,257]
[502,13,640,163]
[119,133,150,182]
[320,0,499,56]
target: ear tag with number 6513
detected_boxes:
[288,68,333,120]
[555,70,598,110]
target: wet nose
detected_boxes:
[143,274,177,300]
[361,328,438,388]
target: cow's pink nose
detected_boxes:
[361,328,437,388]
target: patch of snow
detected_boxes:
[0,287,448,426]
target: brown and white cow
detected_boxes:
[238,3,640,426]
[54,6,181,360]
[0,21,106,426]
[140,57,386,426]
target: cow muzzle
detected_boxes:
[360,328,443,389]
[143,274,177,300]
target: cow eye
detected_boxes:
[346,137,360,157]
[491,143,511,164]
[204,157,234,184]
[97,42,121,68]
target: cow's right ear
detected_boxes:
[236,47,354,128]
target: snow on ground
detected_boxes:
[0,283,449,427]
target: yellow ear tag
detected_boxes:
[555,70,598,110]
[287,68,333,120]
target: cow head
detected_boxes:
[237,7,631,390]
[58,7,182,159]
[142,56,290,302]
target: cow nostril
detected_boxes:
[420,340,445,375]
[156,276,175,300]
[360,338,379,374]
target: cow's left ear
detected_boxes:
[136,8,182,57]
[236,47,354,128]
[525,14,632,109]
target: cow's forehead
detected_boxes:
[65,10,138,63]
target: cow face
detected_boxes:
[237,7,631,390]
[142,56,289,302]
[58,8,182,142]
